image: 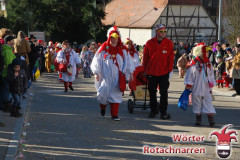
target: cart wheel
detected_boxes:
[128,99,134,114]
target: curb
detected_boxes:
[4,94,28,160]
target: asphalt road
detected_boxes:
[12,71,240,160]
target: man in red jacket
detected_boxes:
[143,24,174,119]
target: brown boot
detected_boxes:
[208,114,215,127]
[195,114,201,126]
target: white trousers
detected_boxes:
[192,95,216,114]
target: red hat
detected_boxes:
[38,40,44,43]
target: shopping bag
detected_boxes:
[35,69,40,80]
[178,89,191,111]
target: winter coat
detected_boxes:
[28,41,38,64]
[143,37,174,76]
[7,64,28,94]
[1,44,16,78]
[14,39,31,55]
[14,39,31,64]
[0,44,4,73]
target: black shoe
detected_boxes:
[10,109,22,118]
[160,113,171,120]
[101,110,105,116]
[64,89,68,92]
[69,86,73,91]
[149,112,156,118]
[112,116,120,121]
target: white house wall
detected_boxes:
[118,28,152,46]
[154,5,217,43]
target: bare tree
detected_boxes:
[222,0,240,44]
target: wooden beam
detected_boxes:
[197,6,200,33]
[187,6,197,27]
[186,29,192,43]
[193,28,195,43]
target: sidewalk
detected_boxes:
[0,89,29,160]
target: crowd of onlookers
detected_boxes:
[175,41,240,96]
[0,28,103,127]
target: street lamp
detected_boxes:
[218,0,222,43]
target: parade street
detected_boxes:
[1,70,239,160]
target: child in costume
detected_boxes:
[45,48,53,73]
[177,53,188,78]
[185,43,216,127]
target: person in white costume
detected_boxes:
[91,26,135,121]
[125,38,140,70]
[184,43,216,127]
[56,40,80,92]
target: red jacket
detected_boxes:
[143,37,174,76]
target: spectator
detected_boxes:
[28,34,38,81]
[1,35,16,112]
[7,58,28,117]
[231,51,240,96]
[0,28,12,45]
[0,42,5,126]
[14,31,31,64]
[177,53,188,78]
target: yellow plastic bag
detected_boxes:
[35,69,40,80]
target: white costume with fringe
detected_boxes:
[91,47,134,105]
[56,49,80,82]
[184,48,216,114]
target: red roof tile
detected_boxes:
[102,0,202,28]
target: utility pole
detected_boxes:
[218,0,222,43]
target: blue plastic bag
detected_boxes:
[178,89,191,111]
